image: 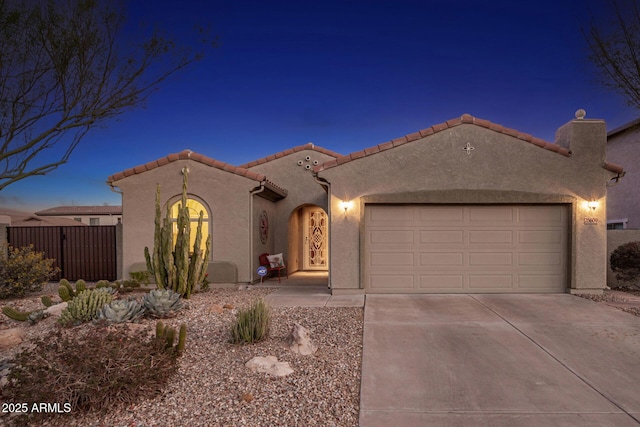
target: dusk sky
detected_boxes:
[1,0,637,212]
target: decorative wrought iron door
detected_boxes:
[304,208,327,270]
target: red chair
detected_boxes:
[258,253,288,282]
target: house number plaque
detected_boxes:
[584,217,599,225]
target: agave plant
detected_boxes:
[97,299,146,324]
[142,289,184,318]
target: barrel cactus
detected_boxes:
[142,289,184,318]
[97,299,146,324]
[75,279,87,293]
[58,289,114,327]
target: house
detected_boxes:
[107,112,623,294]
[0,208,89,226]
[606,118,640,230]
[35,205,123,225]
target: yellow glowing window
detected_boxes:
[170,198,210,254]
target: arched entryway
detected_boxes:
[288,205,328,273]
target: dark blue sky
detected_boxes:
[1,0,636,212]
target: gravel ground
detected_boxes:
[0,287,363,427]
[2,286,640,427]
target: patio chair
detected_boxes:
[258,252,288,282]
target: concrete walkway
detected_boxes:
[360,294,640,426]
[258,272,364,308]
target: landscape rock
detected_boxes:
[286,323,318,355]
[45,301,68,318]
[245,355,293,377]
[208,304,224,314]
[0,328,26,351]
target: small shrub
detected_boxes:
[0,245,59,299]
[229,299,271,344]
[3,327,180,423]
[610,241,640,289]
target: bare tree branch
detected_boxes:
[584,0,640,110]
[0,0,216,191]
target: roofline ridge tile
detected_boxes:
[108,150,267,184]
[238,143,343,168]
[314,113,578,172]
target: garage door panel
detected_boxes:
[519,230,562,244]
[519,206,563,223]
[519,274,563,288]
[468,206,514,222]
[370,252,415,266]
[419,230,464,244]
[518,252,561,266]
[370,274,414,289]
[365,205,567,293]
[469,274,514,289]
[469,252,514,266]
[468,230,514,244]
[369,230,414,244]
[420,252,464,266]
[419,274,464,289]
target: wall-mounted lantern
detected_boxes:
[339,200,353,214]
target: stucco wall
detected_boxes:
[607,229,640,288]
[319,119,613,294]
[252,196,277,281]
[247,149,333,266]
[606,126,639,229]
[112,160,259,282]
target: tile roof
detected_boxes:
[239,142,343,169]
[107,150,288,196]
[314,113,583,173]
[36,206,122,216]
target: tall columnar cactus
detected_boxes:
[144,171,211,299]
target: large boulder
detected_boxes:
[286,323,317,355]
[44,301,68,318]
[245,356,293,377]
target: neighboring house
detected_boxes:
[35,206,122,225]
[108,113,623,294]
[0,208,88,226]
[606,118,640,230]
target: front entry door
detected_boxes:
[303,208,328,270]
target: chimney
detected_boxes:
[554,109,606,165]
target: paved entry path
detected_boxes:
[360,294,640,426]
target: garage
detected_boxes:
[364,204,568,293]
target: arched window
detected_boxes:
[170,197,210,255]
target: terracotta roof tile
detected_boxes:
[238,142,342,168]
[108,150,269,184]
[604,161,624,174]
[313,113,600,173]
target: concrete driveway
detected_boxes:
[360,294,640,426]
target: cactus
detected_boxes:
[144,172,211,299]
[96,299,146,324]
[156,320,165,339]
[75,279,87,293]
[95,280,110,289]
[41,295,54,307]
[2,306,31,321]
[154,321,187,356]
[58,289,114,327]
[142,289,184,318]
[177,323,187,355]
[58,279,75,301]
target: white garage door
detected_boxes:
[364,205,568,293]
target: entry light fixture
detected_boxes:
[587,200,599,211]
[339,200,353,214]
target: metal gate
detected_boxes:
[7,226,117,281]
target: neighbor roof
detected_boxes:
[36,206,122,216]
[607,117,640,139]
[0,208,89,226]
[239,142,343,169]
[313,113,624,174]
